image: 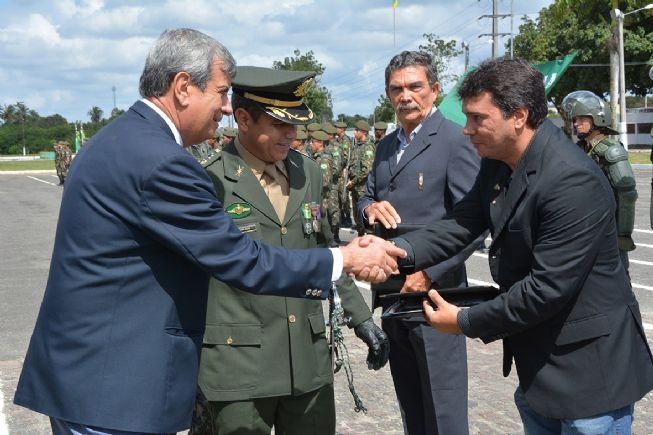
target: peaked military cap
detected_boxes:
[311,130,329,141]
[306,122,322,131]
[222,127,237,137]
[296,130,308,140]
[374,121,388,130]
[355,120,370,131]
[334,121,347,128]
[297,124,306,131]
[232,66,316,125]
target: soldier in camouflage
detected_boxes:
[310,130,335,220]
[562,90,638,273]
[334,121,354,227]
[347,120,375,236]
[323,124,345,242]
[373,121,388,145]
[54,141,72,186]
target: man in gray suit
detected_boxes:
[357,51,480,435]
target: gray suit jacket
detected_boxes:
[357,110,481,297]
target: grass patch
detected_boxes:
[629,151,652,164]
[0,159,55,171]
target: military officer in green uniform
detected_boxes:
[562,90,638,273]
[347,120,376,236]
[191,67,389,435]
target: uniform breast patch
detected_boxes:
[226,202,252,219]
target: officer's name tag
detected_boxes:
[238,224,258,234]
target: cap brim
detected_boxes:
[252,101,315,125]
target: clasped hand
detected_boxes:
[339,235,406,283]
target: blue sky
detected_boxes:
[0,0,551,123]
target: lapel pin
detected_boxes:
[235,165,244,177]
[493,183,500,191]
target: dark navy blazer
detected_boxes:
[14,101,333,433]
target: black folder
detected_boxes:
[380,286,500,320]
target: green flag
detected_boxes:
[439,52,577,127]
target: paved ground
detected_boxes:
[1,169,652,434]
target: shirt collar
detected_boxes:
[141,98,183,147]
[234,137,288,179]
[397,106,437,145]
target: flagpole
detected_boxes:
[393,0,397,47]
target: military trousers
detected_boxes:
[190,383,335,435]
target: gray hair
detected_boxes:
[139,28,237,98]
[385,51,438,88]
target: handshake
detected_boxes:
[339,235,407,284]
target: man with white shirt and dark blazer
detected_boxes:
[13,28,404,435]
[358,51,481,435]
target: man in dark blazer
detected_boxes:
[357,51,480,435]
[13,29,403,435]
[394,57,653,434]
[191,66,388,434]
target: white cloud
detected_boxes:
[0,0,554,122]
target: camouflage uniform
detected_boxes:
[348,135,375,235]
[334,132,353,226]
[54,142,72,185]
[324,140,343,241]
[188,141,218,165]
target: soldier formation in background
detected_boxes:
[53,141,72,186]
[561,90,638,274]
[299,119,382,241]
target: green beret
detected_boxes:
[322,124,337,134]
[307,123,322,131]
[232,66,316,125]
[296,130,308,140]
[334,121,347,128]
[374,121,388,130]
[311,130,329,141]
[355,120,370,131]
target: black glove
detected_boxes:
[354,318,390,370]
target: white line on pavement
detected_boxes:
[635,229,653,234]
[27,175,58,187]
[636,243,653,249]
[631,259,653,267]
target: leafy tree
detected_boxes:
[418,33,463,90]
[273,49,333,122]
[109,107,125,121]
[88,106,104,123]
[512,0,653,109]
[373,95,395,123]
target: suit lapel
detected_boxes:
[222,146,280,224]
[489,124,547,241]
[284,151,308,225]
[393,111,444,176]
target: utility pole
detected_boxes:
[478,0,511,58]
